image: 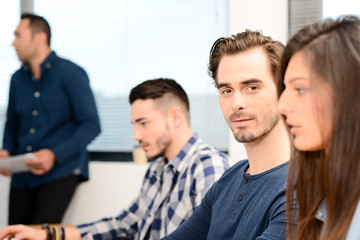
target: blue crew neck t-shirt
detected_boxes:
[162,160,289,240]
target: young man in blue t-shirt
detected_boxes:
[162,30,292,240]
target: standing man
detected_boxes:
[0,13,101,224]
[0,78,229,240]
[162,30,291,239]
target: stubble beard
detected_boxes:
[146,130,172,161]
[230,112,281,143]
[147,143,168,161]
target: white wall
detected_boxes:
[0,162,148,227]
[227,0,288,165]
[229,0,288,43]
[62,162,148,225]
[0,175,9,227]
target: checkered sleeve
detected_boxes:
[192,147,230,206]
[76,198,141,239]
[77,167,154,239]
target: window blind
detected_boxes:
[0,0,229,152]
[288,0,323,38]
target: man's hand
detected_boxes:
[0,150,10,159]
[0,149,11,176]
[0,224,47,240]
[0,224,81,240]
[27,149,56,175]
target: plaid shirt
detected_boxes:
[77,135,229,240]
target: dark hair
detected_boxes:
[129,78,190,120]
[208,30,284,88]
[279,15,360,240]
[21,13,51,46]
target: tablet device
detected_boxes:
[0,153,37,173]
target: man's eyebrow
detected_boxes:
[131,117,146,124]
[216,83,229,89]
[216,79,264,89]
[240,79,263,85]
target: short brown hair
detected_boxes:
[129,78,190,122]
[21,13,51,46]
[208,30,284,89]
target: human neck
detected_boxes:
[165,127,194,161]
[243,118,291,175]
[28,47,52,80]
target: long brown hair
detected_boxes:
[278,15,360,240]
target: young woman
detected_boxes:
[278,15,360,240]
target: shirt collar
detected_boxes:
[315,199,327,222]
[153,134,200,176]
[167,134,200,173]
[40,51,57,71]
[21,51,57,73]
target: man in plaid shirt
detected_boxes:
[0,78,230,240]
[77,78,230,239]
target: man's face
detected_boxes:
[131,98,172,160]
[217,47,280,143]
[12,19,37,63]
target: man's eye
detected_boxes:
[141,122,148,126]
[221,89,232,95]
[248,86,258,91]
